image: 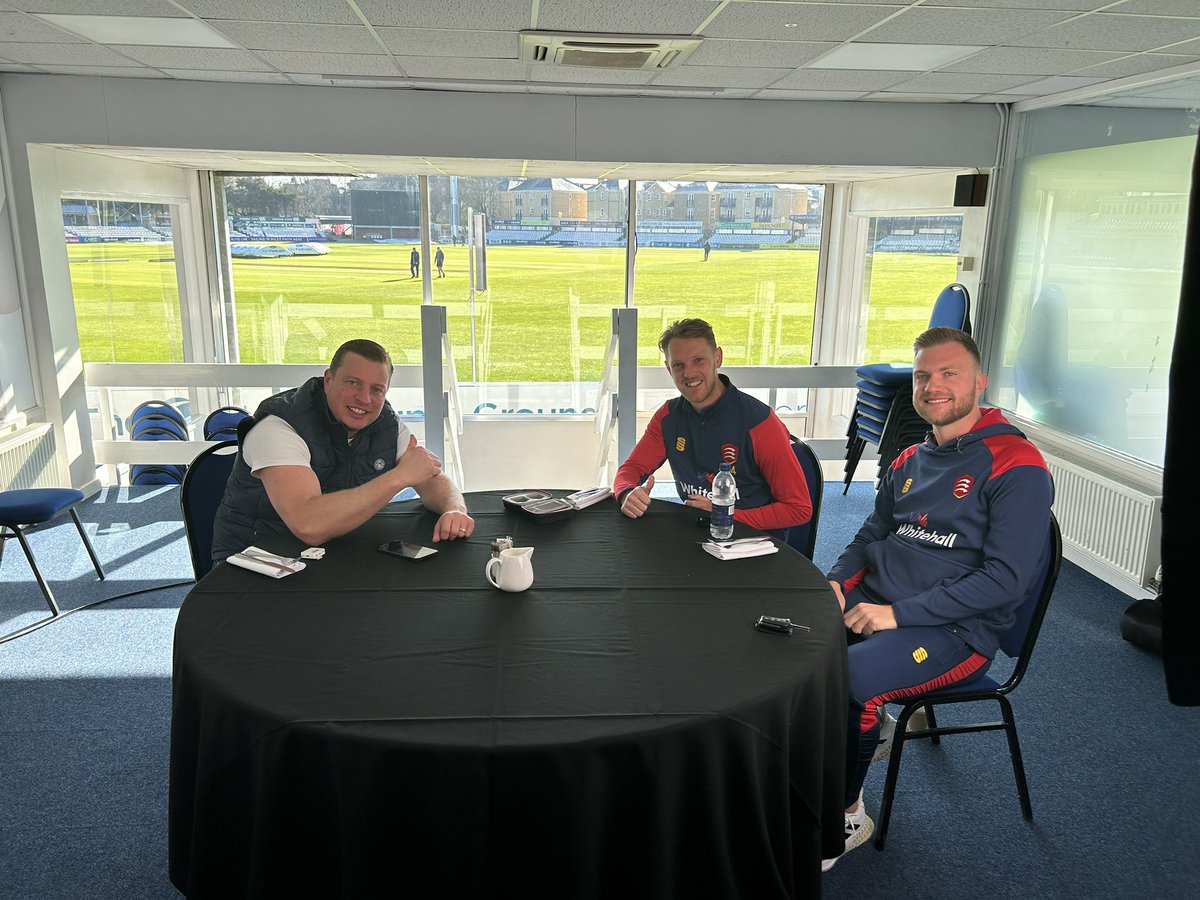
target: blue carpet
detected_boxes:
[1,483,1196,899]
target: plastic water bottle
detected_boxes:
[710,462,736,541]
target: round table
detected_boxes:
[169,492,847,899]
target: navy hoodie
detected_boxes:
[827,408,1054,659]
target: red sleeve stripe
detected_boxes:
[889,442,920,471]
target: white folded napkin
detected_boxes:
[701,539,779,561]
[227,546,307,578]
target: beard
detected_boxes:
[915,392,976,428]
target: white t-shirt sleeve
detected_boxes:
[395,420,413,462]
[243,415,312,475]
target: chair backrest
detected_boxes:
[130,400,187,431]
[180,441,239,579]
[131,463,185,485]
[997,513,1062,692]
[132,415,188,441]
[785,435,823,560]
[203,406,250,441]
[928,283,972,335]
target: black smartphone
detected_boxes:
[378,540,438,560]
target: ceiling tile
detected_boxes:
[704,2,901,42]
[159,68,293,83]
[1005,73,1110,93]
[769,67,912,91]
[376,28,516,59]
[32,64,167,77]
[919,0,1110,8]
[179,0,364,25]
[0,40,136,64]
[942,45,1124,75]
[356,0,532,32]
[652,64,791,88]
[687,39,836,68]
[0,10,86,41]
[6,0,184,14]
[1010,14,1200,52]
[968,94,1036,103]
[0,61,39,71]
[1107,0,1200,15]
[253,50,401,75]
[858,8,1076,45]
[536,0,715,35]
[755,88,871,100]
[1163,37,1200,53]
[866,91,984,102]
[209,21,380,53]
[1070,52,1199,78]
[892,71,1040,92]
[112,45,274,71]
[529,66,655,84]
[398,56,527,80]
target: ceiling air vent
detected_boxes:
[519,31,701,71]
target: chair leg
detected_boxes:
[844,437,866,494]
[69,508,106,580]
[998,695,1033,819]
[7,525,61,616]
[874,728,908,850]
[926,704,940,745]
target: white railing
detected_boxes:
[84,360,465,487]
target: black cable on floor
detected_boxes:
[0,579,195,645]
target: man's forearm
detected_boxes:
[415,472,467,515]
[274,471,408,546]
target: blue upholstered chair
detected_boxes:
[131,414,189,442]
[873,514,1062,850]
[203,406,250,441]
[0,488,106,641]
[129,399,187,434]
[784,435,823,560]
[179,441,238,579]
[844,283,971,491]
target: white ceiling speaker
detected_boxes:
[519,31,702,71]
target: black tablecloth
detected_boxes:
[169,492,847,899]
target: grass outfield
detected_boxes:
[68,242,960,379]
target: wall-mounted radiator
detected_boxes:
[0,424,58,492]
[1045,452,1162,596]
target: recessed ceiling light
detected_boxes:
[808,42,985,72]
[34,14,240,49]
[784,24,799,28]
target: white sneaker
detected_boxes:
[872,706,929,763]
[821,799,874,872]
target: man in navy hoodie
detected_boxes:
[822,327,1054,871]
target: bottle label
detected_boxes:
[711,504,734,529]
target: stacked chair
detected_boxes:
[203,406,250,441]
[129,400,189,486]
[843,283,971,493]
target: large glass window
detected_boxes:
[992,107,1193,467]
[858,215,963,365]
[633,181,825,415]
[216,174,629,416]
[63,198,183,363]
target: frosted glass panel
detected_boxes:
[992,107,1195,468]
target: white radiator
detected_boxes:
[0,423,58,491]
[1045,453,1162,594]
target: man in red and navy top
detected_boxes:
[821,326,1054,872]
[613,318,812,539]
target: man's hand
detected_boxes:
[684,493,712,512]
[620,475,655,518]
[843,602,897,636]
[432,508,475,542]
[393,434,442,486]
[829,580,846,612]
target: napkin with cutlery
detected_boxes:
[701,537,779,561]
[227,546,307,578]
